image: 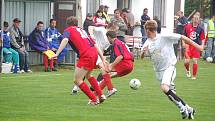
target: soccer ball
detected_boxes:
[129,78,141,90]
[206,57,213,62]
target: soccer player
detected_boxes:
[53,16,107,105]
[97,31,134,97]
[183,15,205,79]
[141,20,203,119]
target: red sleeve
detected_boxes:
[114,44,124,57]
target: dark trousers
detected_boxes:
[16,49,29,71]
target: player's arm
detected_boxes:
[110,55,123,70]
[55,38,68,56]
[181,35,203,51]
[94,44,105,62]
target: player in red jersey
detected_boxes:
[183,15,205,79]
[53,16,108,105]
[96,31,134,97]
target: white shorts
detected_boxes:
[155,66,176,86]
[96,55,102,65]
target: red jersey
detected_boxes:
[63,26,96,57]
[110,39,134,63]
[183,23,205,46]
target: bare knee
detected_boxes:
[160,84,169,93]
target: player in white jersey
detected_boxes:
[141,20,204,119]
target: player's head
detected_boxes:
[106,31,117,44]
[144,20,157,38]
[192,14,200,24]
[3,21,9,31]
[143,8,148,15]
[66,16,78,26]
[176,11,183,17]
[50,19,57,28]
[36,21,44,31]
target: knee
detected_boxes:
[160,84,169,93]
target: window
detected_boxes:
[153,0,166,27]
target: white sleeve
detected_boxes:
[163,33,181,44]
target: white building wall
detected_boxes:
[100,0,117,14]
[131,0,154,24]
[81,0,86,26]
[162,0,175,33]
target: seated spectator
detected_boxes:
[29,21,56,72]
[9,18,32,73]
[45,19,68,70]
[1,21,20,73]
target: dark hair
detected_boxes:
[95,9,105,18]
[37,21,44,26]
[66,16,78,26]
[50,19,56,23]
[114,8,121,13]
[106,31,117,38]
[4,21,9,27]
[122,8,129,13]
[144,8,148,12]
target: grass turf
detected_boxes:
[0,59,215,121]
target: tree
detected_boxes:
[185,0,211,18]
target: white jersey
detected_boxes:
[143,33,181,71]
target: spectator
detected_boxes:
[29,21,56,72]
[122,8,135,35]
[153,16,161,33]
[103,5,111,23]
[174,11,188,58]
[45,19,68,70]
[93,9,110,52]
[204,15,215,61]
[110,8,127,43]
[1,21,20,73]
[140,8,150,44]
[83,13,95,35]
[9,18,32,73]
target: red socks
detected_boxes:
[79,82,97,102]
[103,74,113,90]
[184,63,190,72]
[88,77,102,97]
[99,80,106,90]
[193,63,198,77]
[43,54,54,69]
[43,54,48,69]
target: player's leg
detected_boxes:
[74,67,97,104]
[160,66,195,119]
[191,58,198,80]
[184,57,191,78]
[85,72,106,103]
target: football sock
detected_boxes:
[184,63,190,72]
[43,54,49,69]
[193,63,198,77]
[97,73,103,82]
[103,74,113,90]
[99,80,106,90]
[79,82,97,102]
[88,77,102,97]
[50,59,54,69]
[165,90,186,110]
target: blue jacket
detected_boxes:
[1,30,11,48]
[44,27,63,49]
[28,28,49,51]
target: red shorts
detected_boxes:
[77,48,98,71]
[185,46,201,59]
[114,60,133,77]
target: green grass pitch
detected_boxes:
[0,59,215,121]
